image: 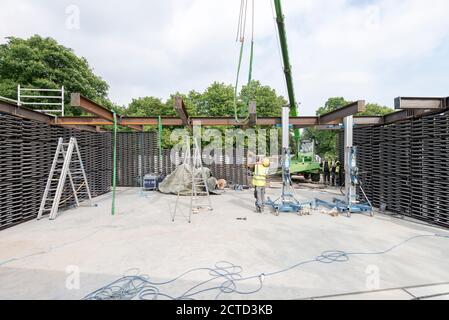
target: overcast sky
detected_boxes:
[1,0,448,115]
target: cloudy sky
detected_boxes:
[1,0,448,115]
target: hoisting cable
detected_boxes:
[236,0,245,42]
[233,0,255,124]
[248,0,255,85]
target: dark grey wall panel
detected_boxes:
[0,112,112,230]
[116,133,249,187]
[337,110,449,228]
[0,121,251,230]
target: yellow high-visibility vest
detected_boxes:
[253,164,269,187]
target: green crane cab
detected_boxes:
[290,140,321,182]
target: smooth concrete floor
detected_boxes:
[0,186,448,300]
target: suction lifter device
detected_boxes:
[266,107,314,215]
[315,116,373,217]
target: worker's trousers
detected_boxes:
[337,172,343,187]
[254,187,266,212]
[323,172,330,185]
[331,173,336,186]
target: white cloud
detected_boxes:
[1,0,448,115]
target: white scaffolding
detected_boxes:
[17,85,65,116]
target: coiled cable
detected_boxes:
[84,233,449,300]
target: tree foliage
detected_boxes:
[0,35,110,115]
[240,80,287,117]
[359,103,393,116]
[123,81,287,148]
[197,82,236,117]
[303,97,349,159]
[315,97,349,116]
[124,81,287,119]
[304,98,394,159]
[126,96,173,117]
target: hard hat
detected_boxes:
[262,158,271,167]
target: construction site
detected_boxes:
[1,0,449,301]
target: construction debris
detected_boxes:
[313,207,340,217]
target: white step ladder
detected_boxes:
[38,137,93,220]
[190,137,213,215]
[172,137,213,223]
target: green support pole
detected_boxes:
[158,115,163,172]
[274,0,301,153]
[111,112,118,216]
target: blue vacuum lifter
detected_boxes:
[266,108,314,215]
[315,116,374,217]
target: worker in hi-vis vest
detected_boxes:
[253,157,271,213]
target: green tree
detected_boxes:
[165,90,203,117]
[199,82,235,117]
[125,81,288,121]
[126,96,173,117]
[359,103,393,116]
[304,97,350,158]
[315,97,349,116]
[121,96,172,145]
[240,80,287,117]
[304,99,394,158]
[0,35,109,115]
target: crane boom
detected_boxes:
[273,0,297,115]
[265,0,312,214]
[273,0,301,150]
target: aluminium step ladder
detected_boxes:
[189,137,213,216]
[172,137,213,223]
[38,137,93,220]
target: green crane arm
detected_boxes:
[273,0,301,151]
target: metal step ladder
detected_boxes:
[38,137,93,220]
[172,137,213,223]
[190,137,213,215]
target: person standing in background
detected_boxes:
[335,160,342,186]
[331,160,337,186]
[322,159,330,186]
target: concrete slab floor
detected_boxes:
[0,187,448,300]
